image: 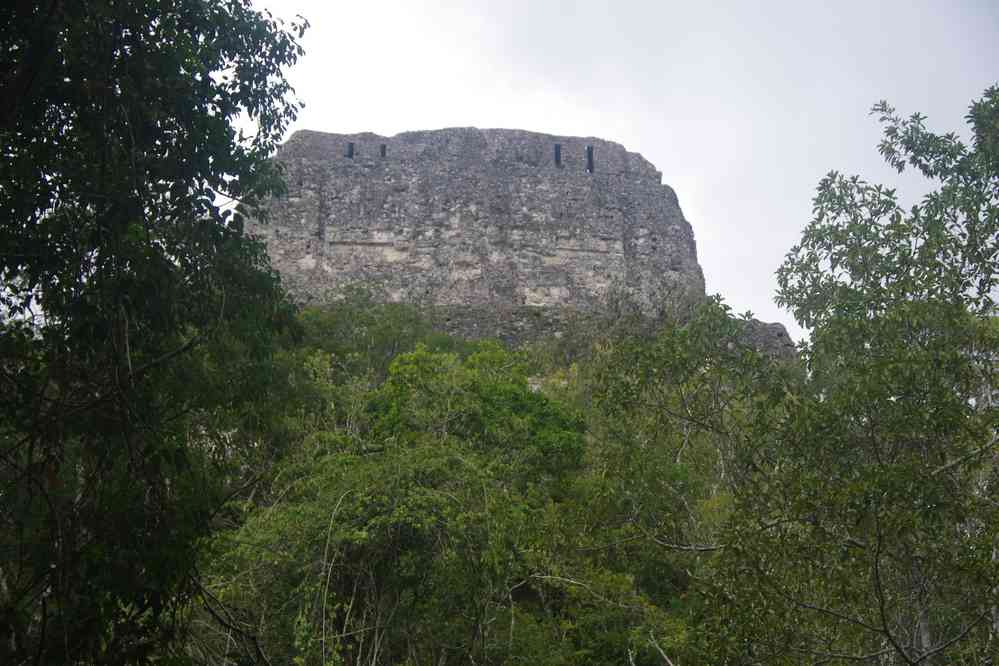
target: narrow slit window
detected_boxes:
[586,145,594,173]
[346,142,355,159]
[554,143,562,168]
[380,144,387,158]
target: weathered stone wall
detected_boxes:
[250,127,706,330]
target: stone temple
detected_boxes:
[249,127,788,348]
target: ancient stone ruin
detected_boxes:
[251,127,788,349]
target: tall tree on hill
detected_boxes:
[0,1,307,662]
[716,87,999,663]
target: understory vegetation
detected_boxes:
[181,278,998,665]
[2,1,998,663]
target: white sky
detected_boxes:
[258,0,998,341]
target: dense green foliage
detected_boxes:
[188,297,763,665]
[3,3,996,661]
[1,1,306,663]
[717,87,999,664]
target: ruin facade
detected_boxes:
[249,128,708,339]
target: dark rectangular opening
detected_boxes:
[585,145,594,173]
[554,143,562,168]
[346,142,355,159]
[380,144,387,158]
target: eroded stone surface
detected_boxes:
[740,318,797,358]
[250,127,706,327]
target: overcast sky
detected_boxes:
[258,0,998,340]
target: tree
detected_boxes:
[715,87,999,663]
[0,1,307,662]
[197,343,604,665]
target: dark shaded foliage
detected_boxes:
[0,1,306,662]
